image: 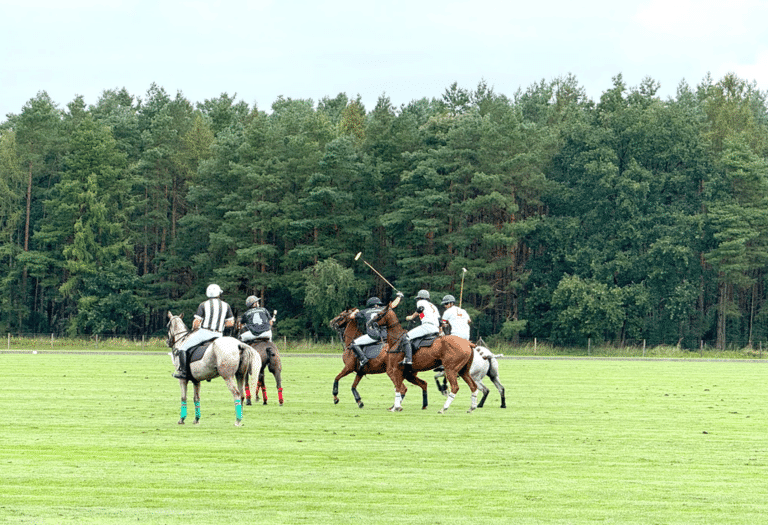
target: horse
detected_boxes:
[243,339,283,406]
[330,308,429,409]
[166,311,261,427]
[373,296,477,413]
[434,338,506,408]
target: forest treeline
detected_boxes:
[1,72,768,349]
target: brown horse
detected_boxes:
[374,296,477,413]
[244,339,283,406]
[330,308,429,409]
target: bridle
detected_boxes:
[166,316,189,348]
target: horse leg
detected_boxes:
[178,380,189,425]
[245,377,252,405]
[333,364,355,405]
[350,374,365,408]
[387,367,407,412]
[488,367,506,408]
[462,369,479,413]
[475,378,490,408]
[404,369,428,410]
[258,368,268,405]
[193,383,202,424]
[223,376,244,427]
[273,367,284,406]
[438,369,460,414]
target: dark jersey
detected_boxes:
[241,307,271,334]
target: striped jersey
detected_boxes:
[194,298,234,333]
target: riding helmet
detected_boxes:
[441,294,456,305]
[206,283,223,298]
[246,295,260,308]
[366,296,383,307]
[415,289,430,300]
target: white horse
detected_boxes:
[166,311,261,426]
[434,340,506,408]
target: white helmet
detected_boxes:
[416,289,430,300]
[206,283,223,298]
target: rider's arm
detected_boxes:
[192,317,202,330]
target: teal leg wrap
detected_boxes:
[235,399,243,420]
[180,401,187,419]
[194,402,201,420]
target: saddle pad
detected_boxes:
[189,341,213,363]
[361,342,384,360]
[414,334,438,349]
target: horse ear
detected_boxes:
[179,313,184,319]
[168,311,173,319]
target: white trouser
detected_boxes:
[241,330,272,342]
[407,323,439,340]
[452,327,470,340]
[178,328,221,352]
[353,334,378,346]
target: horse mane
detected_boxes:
[376,307,406,349]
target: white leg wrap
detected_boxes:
[442,392,456,411]
[394,391,403,409]
[471,391,478,410]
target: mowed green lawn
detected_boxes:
[2,352,768,524]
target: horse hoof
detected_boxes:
[280,401,284,406]
[178,419,185,425]
[421,405,428,410]
[357,402,364,408]
[246,399,252,406]
[235,420,243,427]
[389,406,403,412]
[438,409,446,414]
[334,398,339,404]
[194,419,200,425]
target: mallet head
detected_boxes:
[355,252,362,261]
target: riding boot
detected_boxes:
[173,349,188,379]
[400,338,413,366]
[351,344,368,372]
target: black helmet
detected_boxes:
[366,296,383,307]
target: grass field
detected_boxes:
[2,351,768,524]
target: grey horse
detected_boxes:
[167,311,261,426]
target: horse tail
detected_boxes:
[238,343,257,378]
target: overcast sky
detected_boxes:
[2,0,767,121]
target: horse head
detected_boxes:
[330,308,362,345]
[166,311,188,349]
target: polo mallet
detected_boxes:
[354,252,400,294]
[459,267,468,307]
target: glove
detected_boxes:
[396,292,404,299]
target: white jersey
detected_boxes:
[442,305,471,340]
[416,299,440,326]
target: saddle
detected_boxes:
[388,334,439,356]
